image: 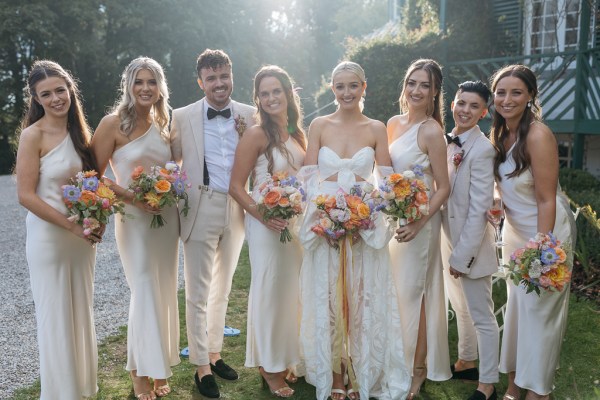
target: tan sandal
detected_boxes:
[131,371,156,400]
[154,382,171,397]
[331,388,347,400]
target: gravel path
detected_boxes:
[0,174,185,399]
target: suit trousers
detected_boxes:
[184,189,245,366]
[446,270,499,383]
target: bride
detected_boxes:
[299,61,410,400]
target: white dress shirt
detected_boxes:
[203,102,238,193]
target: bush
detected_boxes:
[559,168,600,279]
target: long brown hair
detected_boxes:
[20,60,97,171]
[253,65,306,174]
[399,58,445,130]
[490,64,542,180]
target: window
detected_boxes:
[525,0,592,55]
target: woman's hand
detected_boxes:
[265,217,288,233]
[395,219,425,243]
[70,223,102,245]
[134,200,161,215]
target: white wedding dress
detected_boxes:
[497,143,576,395]
[299,146,410,400]
[245,138,304,372]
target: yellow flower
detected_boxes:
[357,203,370,219]
[144,192,162,208]
[546,263,571,291]
[393,180,411,198]
[388,173,403,184]
[96,183,116,201]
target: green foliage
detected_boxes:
[559,168,600,278]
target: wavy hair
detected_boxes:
[399,58,445,129]
[20,60,96,171]
[490,64,542,180]
[112,57,170,140]
[253,65,306,174]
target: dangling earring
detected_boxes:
[527,101,532,108]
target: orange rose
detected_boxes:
[346,195,362,211]
[264,190,282,208]
[357,203,371,219]
[79,190,97,206]
[154,179,171,193]
[324,196,337,211]
[415,191,429,204]
[278,196,291,207]
[159,168,176,182]
[554,247,567,263]
[131,166,144,180]
[545,264,571,291]
[83,170,98,178]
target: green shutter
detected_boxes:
[492,0,524,55]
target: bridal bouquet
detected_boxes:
[507,232,572,295]
[62,170,126,240]
[128,161,190,228]
[311,184,377,249]
[376,166,429,227]
[256,171,305,243]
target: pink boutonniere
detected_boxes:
[452,150,465,169]
[234,115,247,137]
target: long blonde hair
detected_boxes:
[399,58,445,130]
[112,57,170,139]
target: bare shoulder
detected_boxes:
[527,121,555,143]
[387,114,402,128]
[93,114,121,137]
[18,124,43,147]
[309,115,330,130]
[419,118,444,139]
[367,118,387,137]
[240,125,268,146]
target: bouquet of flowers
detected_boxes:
[128,161,190,228]
[256,171,305,243]
[62,170,126,240]
[376,166,429,227]
[507,232,572,295]
[311,184,377,249]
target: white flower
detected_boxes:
[403,170,416,179]
[363,183,374,193]
[382,190,396,200]
[319,217,333,229]
[289,192,302,206]
[285,186,298,195]
[330,208,350,223]
[165,161,177,171]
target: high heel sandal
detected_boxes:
[153,381,171,398]
[131,372,156,400]
[284,369,298,384]
[407,366,427,399]
[260,367,295,398]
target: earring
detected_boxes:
[527,101,532,108]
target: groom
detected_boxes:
[440,81,499,400]
[170,49,255,398]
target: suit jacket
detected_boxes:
[170,97,256,241]
[441,125,497,278]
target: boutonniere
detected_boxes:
[234,115,247,137]
[452,150,465,169]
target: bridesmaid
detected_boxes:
[491,65,575,400]
[229,65,306,398]
[387,59,451,398]
[91,57,179,399]
[16,60,100,399]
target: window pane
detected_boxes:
[565,30,578,45]
[567,13,578,29]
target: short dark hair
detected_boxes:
[196,49,232,78]
[457,80,491,103]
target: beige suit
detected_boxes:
[441,125,499,384]
[171,97,255,366]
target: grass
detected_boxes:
[10,244,600,399]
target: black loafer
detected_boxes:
[467,386,497,400]
[194,372,220,398]
[210,359,239,380]
[450,364,479,381]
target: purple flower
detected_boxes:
[173,178,186,196]
[62,185,81,202]
[541,248,559,265]
[82,176,99,191]
[412,164,425,178]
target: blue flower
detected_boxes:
[82,176,99,191]
[541,248,559,265]
[412,164,425,178]
[63,185,81,202]
[173,178,186,196]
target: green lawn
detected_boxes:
[10,244,600,399]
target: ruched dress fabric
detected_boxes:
[111,124,180,378]
[298,146,410,400]
[388,122,451,381]
[25,134,98,400]
[244,138,305,372]
[497,143,575,395]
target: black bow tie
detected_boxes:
[207,107,231,120]
[445,134,462,147]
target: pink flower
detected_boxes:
[452,151,465,168]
